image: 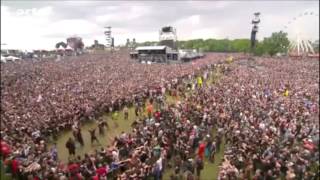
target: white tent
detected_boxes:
[6,55,21,61]
[57,46,65,51]
[66,45,73,51]
[1,55,6,63]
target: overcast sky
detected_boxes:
[1,1,319,50]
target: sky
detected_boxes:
[1,1,319,50]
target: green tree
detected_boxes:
[259,31,290,56]
[231,39,251,53]
[179,38,251,53]
[136,33,290,55]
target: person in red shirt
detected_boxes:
[96,165,108,177]
[92,175,99,180]
[68,162,80,177]
[70,173,83,180]
[0,141,11,160]
[198,141,206,161]
[11,158,19,176]
[154,111,161,120]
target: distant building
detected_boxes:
[92,40,105,50]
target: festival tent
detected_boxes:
[1,55,6,63]
[57,46,65,51]
[66,45,73,51]
[6,56,21,61]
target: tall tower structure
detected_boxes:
[132,38,137,49]
[251,12,261,51]
[104,26,112,48]
[159,26,178,50]
[126,38,131,48]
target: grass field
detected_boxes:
[48,108,137,163]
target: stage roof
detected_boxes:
[136,46,166,51]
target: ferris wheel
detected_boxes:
[282,11,319,56]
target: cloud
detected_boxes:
[1,5,57,50]
[1,1,319,50]
[44,19,101,38]
[95,6,150,24]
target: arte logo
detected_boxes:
[16,8,38,16]
[16,7,52,17]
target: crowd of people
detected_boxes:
[215,57,319,179]
[1,51,238,140]
[0,51,319,179]
[1,50,246,179]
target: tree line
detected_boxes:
[136,31,319,56]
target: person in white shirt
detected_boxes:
[154,157,163,180]
[112,150,119,162]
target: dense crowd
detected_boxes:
[1,52,319,179]
[215,57,319,179]
[1,51,246,179]
[1,51,238,140]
